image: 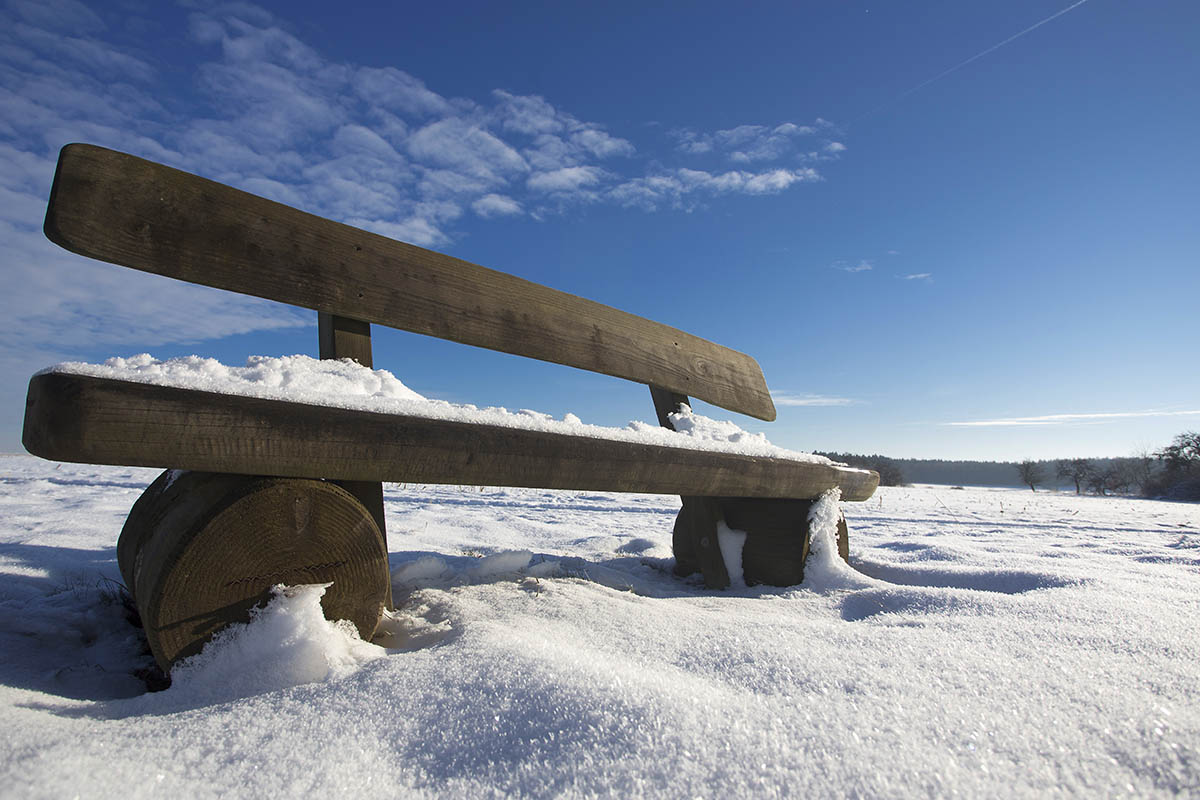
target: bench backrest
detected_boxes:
[44,144,777,422]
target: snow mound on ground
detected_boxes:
[161,583,385,703]
[46,354,835,463]
[803,488,874,592]
[391,550,564,592]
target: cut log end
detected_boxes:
[119,471,390,672]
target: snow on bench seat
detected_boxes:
[23,355,878,501]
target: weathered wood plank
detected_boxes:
[24,373,878,501]
[44,144,777,421]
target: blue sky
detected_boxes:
[1,0,1197,461]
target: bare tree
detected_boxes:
[1128,449,1159,495]
[1153,431,1200,501]
[1085,465,1120,496]
[1157,431,1200,474]
[1056,458,1092,495]
[1016,460,1044,492]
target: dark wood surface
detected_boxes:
[672,495,731,589]
[119,471,388,670]
[24,373,879,501]
[650,385,733,588]
[649,385,690,431]
[45,144,776,421]
[724,497,813,587]
[318,312,374,368]
[318,311,388,576]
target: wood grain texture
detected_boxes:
[318,311,388,590]
[672,495,731,589]
[723,497,813,586]
[318,312,374,368]
[118,471,388,671]
[44,144,776,421]
[24,373,879,501]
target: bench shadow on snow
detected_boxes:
[0,541,150,703]
[841,554,1080,623]
[0,475,155,492]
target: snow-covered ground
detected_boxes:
[1,454,1197,798]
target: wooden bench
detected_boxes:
[23,144,878,671]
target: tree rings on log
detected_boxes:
[118,471,389,672]
[671,497,851,587]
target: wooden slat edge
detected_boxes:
[44,144,776,421]
[23,373,875,501]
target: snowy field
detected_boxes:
[1,453,1197,798]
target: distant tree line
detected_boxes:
[824,431,1199,501]
[1014,431,1199,500]
[816,452,907,486]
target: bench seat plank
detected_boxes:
[24,373,877,501]
[45,144,776,421]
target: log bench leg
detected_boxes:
[118,470,390,672]
[671,496,732,588]
[672,497,850,588]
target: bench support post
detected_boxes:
[319,312,391,607]
[650,386,731,589]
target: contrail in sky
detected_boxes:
[856,0,1095,122]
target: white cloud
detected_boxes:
[492,90,563,135]
[0,0,846,373]
[681,167,820,195]
[570,128,634,159]
[355,218,443,248]
[407,118,528,185]
[7,0,105,34]
[527,166,604,193]
[13,22,157,83]
[472,193,523,218]
[841,260,873,273]
[902,273,933,281]
[772,392,859,407]
[672,121,835,164]
[946,410,1200,428]
[331,124,404,163]
[353,67,453,117]
[609,166,820,210]
[0,226,309,357]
